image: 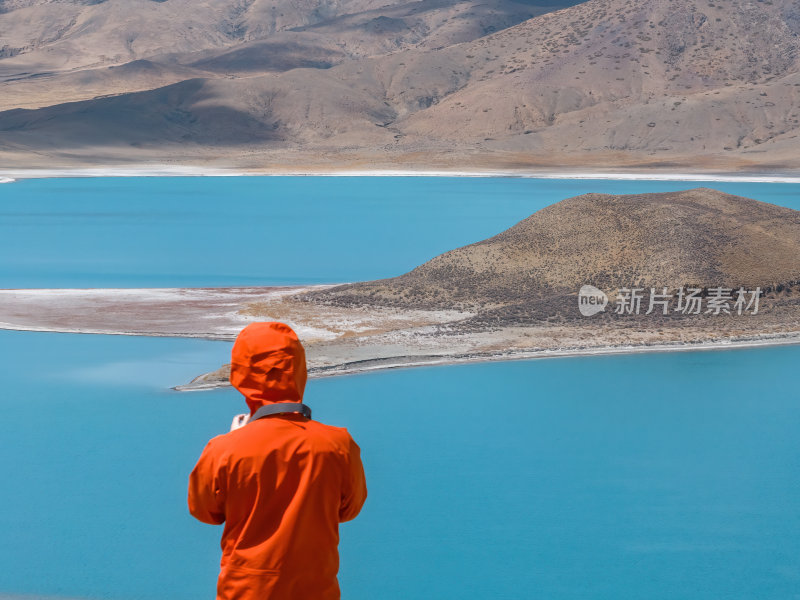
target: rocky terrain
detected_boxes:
[303,187,800,323]
[0,0,798,171]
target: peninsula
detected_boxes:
[1,188,798,389]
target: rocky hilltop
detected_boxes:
[302,188,800,317]
[0,0,798,170]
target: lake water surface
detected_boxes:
[1,177,799,600]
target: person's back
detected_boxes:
[188,321,367,600]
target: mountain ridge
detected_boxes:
[0,0,798,169]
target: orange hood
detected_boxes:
[229,322,308,415]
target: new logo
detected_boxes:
[578,285,608,316]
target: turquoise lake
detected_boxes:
[1,177,799,600]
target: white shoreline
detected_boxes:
[0,322,234,340]
[2,319,797,387]
[0,166,240,180]
[173,331,800,390]
[301,332,800,374]
[2,166,800,183]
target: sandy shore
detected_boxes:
[3,165,800,183]
[175,331,800,391]
[0,286,346,340]
[2,286,799,391]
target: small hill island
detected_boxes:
[1,188,798,389]
[303,187,800,317]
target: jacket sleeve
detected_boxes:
[188,440,226,525]
[339,434,367,523]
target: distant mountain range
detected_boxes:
[0,0,798,170]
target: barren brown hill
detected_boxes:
[302,188,800,312]
[396,0,800,158]
[0,0,798,169]
[0,0,574,109]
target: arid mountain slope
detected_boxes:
[0,0,575,109]
[0,0,579,71]
[397,0,800,157]
[304,188,800,311]
[0,0,798,169]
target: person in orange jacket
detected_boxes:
[188,321,367,600]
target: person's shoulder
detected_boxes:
[309,419,352,438]
[308,420,358,450]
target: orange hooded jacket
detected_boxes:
[188,322,367,600]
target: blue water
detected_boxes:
[1,177,799,600]
[2,177,799,288]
